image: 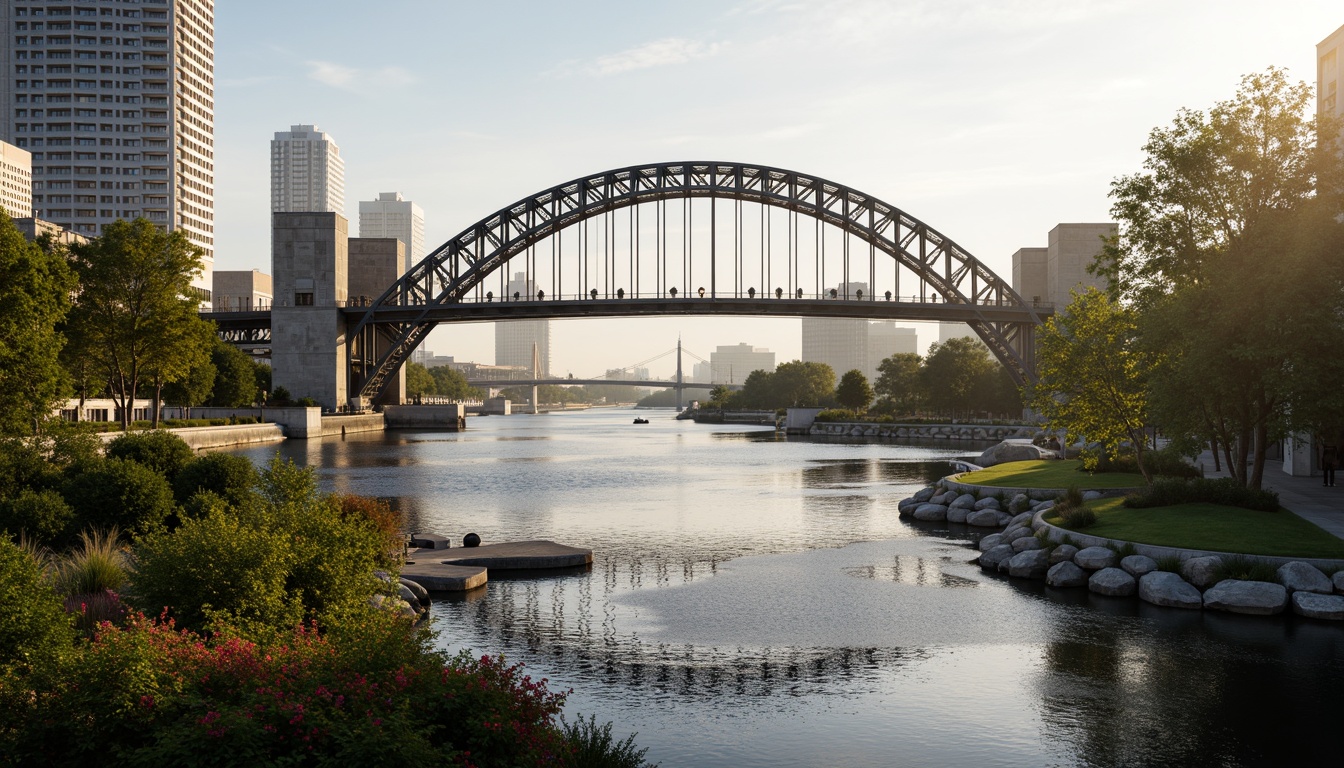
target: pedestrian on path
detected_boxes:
[1320,442,1338,487]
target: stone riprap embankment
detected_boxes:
[810,422,1036,441]
[898,478,1344,621]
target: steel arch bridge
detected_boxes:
[346,161,1049,406]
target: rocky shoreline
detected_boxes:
[810,422,1036,441]
[898,479,1344,621]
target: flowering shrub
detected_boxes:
[1,611,574,767]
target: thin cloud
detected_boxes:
[305,60,417,92]
[553,37,726,78]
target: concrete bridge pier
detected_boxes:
[270,213,406,412]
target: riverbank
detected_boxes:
[898,478,1344,620]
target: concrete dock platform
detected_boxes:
[399,540,593,592]
[439,540,593,569]
[399,561,488,592]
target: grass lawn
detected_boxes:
[1045,497,1344,559]
[958,459,1147,490]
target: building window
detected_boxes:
[295,292,314,306]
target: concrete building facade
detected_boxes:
[271,125,344,214]
[1008,223,1114,309]
[270,213,349,411]
[212,268,272,312]
[0,0,217,298]
[494,272,551,376]
[867,323,918,378]
[1011,247,1049,306]
[1321,23,1344,121]
[0,140,32,217]
[707,343,775,384]
[801,282,869,387]
[13,216,87,247]
[358,192,424,265]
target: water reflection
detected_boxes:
[221,412,1344,768]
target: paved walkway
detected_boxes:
[1195,450,1344,539]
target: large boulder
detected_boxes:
[1007,549,1051,579]
[911,486,938,504]
[1011,536,1043,553]
[977,533,1005,552]
[1203,580,1288,615]
[1008,511,1034,528]
[1291,591,1344,620]
[1335,571,1344,594]
[1181,556,1224,590]
[1089,567,1137,596]
[974,497,1002,511]
[949,493,978,510]
[1121,555,1158,578]
[1082,490,1103,502]
[1008,493,1032,514]
[1073,546,1117,571]
[1138,571,1203,609]
[979,544,1016,571]
[1001,526,1034,543]
[1276,562,1332,594]
[946,506,969,524]
[1046,561,1088,588]
[913,504,948,521]
[1049,544,1080,566]
[976,440,1058,468]
[897,497,920,514]
[966,509,1002,528]
[930,491,956,506]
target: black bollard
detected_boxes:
[463,532,481,548]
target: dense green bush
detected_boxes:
[0,537,74,677]
[172,452,258,506]
[135,459,391,638]
[1123,477,1279,512]
[814,408,864,422]
[61,458,177,539]
[106,430,196,482]
[1212,555,1280,584]
[0,488,75,545]
[1090,446,1201,479]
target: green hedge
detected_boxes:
[1124,477,1279,512]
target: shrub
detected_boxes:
[1155,555,1183,573]
[1141,446,1202,479]
[52,528,128,597]
[61,458,177,540]
[106,430,196,482]
[562,714,656,768]
[0,536,74,676]
[1213,555,1280,584]
[172,452,258,506]
[814,408,863,423]
[334,494,403,568]
[0,436,60,500]
[1123,477,1279,512]
[0,488,75,546]
[1058,505,1098,529]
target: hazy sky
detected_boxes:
[213,1,1343,378]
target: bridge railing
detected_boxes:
[358,290,1054,309]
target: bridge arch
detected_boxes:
[348,162,1045,405]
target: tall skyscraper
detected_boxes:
[494,272,551,376]
[801,282,869,387]
[0,140,32,217]
[270,124,344,214]
[866,323,917,379]
[359,192,424,264]
[1,0,216,297]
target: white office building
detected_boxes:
[494,272,551,376]
[867,323,918,377]
[0,140,32,217]
[270,124,344,214]
[359,191,424,264]
[1321,23,1344,121]
[1,0,216,298]
[707,343,775,384]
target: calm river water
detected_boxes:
[228,409,1344,768]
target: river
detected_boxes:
[227,408,1344,768]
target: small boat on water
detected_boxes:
[632,418,650,424]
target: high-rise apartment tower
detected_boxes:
[0,0,216,297]
[0,140,32,217]
[270,124,344,214]
[359,191,423,264]
[494,272,551,376]
[1320,24,1344,122]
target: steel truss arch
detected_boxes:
[348,162,1045,404]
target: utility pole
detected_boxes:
[531,341,540,415]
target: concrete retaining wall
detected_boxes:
[98,423,285,450]
[319,413,385,437]
[809,422,1036,441]
[384,404,466,429]
[943,473,1135,500]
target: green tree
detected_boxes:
[707,384,732,407]
[1101,68,1344,488]
[874,352,923,414]
[919,337,994,417]
[141,306,215,427]
[61,457,177,540]
[0,211,75,435]
[768,361,835,407]
[835,369,873,411]
[208,338,259,407]
[405,361,436,398]
[1030,288,1155,480]
[66,219,207,430]
[106,430,196,483]
[428,366,483,400]
[160,352,216,418]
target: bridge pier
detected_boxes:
[271,214,406,412]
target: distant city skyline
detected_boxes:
[203,2,1340,378]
